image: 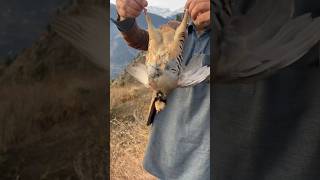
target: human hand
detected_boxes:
[185,0,210,29]
[116,0,148,20]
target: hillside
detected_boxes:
[110,52,154,179]
[0,1,106,179]
[0,1,158,179]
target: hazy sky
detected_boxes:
[109,0,186,11]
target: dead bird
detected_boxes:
[126,9,210,125]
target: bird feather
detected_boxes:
[214,0,320,81]
[126,63,150,87]
[52,6,108,70]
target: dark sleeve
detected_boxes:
[111,15,149,51]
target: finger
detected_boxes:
[117,0,129,17]
[117,8,127,18]
[189,0,208,13]
[122,0,142,12]
[116,0,122,11]
[118,6,140,18]
[125,5,141,17]
[194,11,210,27]
[117,0,145,17]
[135,0,148,8]
[190,2,210,21]
[185,0,193,9]
[117,2,126,17]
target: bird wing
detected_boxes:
[52,6,108,70]
[178,66,210,87]
[178,53,210,87]
[214,0,320,81]
[178,56,210,87]
[126,63,150,88]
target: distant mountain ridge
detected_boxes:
[148,6,184,19]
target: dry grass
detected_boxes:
[0,58,107,179]
[110,82,156,180]
[0,2,107,179]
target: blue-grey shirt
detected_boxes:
[143,25,211,180]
